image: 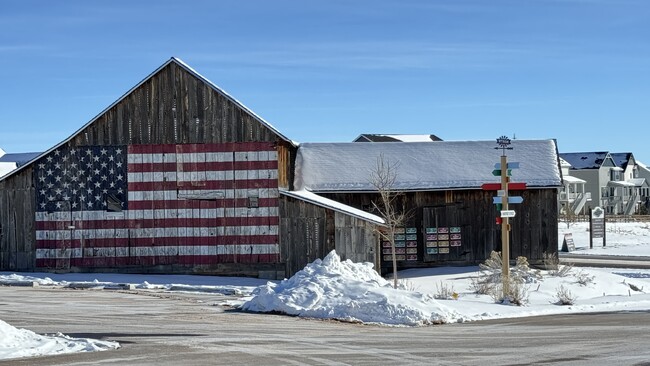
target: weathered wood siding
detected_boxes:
[0,168,36,270]
[323,188,558,270]
[279,195,334,276]
[334,212,379,269]
[279,195,380,277]
[0,60,295,275]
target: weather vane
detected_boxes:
[495,135,513,155]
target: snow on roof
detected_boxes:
[0,163,16,178]
[563,175,586,184]
[295,139,562,192]
[559,157,571,167]
[0,57,294,182]
[608,180,636,187]
[629,178,648,187]
[560,152,610,170]
[281,190,384,225]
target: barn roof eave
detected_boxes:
[280,190,386,226]
[0,57,296,183]
[305,184,562,194]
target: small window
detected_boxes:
[248,196,259,208]
[106,193,123,212]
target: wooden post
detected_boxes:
[501,154,510,297]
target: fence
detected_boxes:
[559,214,650,223]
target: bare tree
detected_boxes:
[370,153,407,289]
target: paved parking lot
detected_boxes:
[1,286,650,366]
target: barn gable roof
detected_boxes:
[0,57,294,182]
[294,139,562,192]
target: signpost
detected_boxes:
[589,206,606,249]
[482,136,528,299]
[496,136,513,297]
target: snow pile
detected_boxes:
[242,251,453,326]
[0,319,119,361]
[241,248,650,326]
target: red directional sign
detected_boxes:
[481,182,527,191]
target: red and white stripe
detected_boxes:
[35,142,280,268]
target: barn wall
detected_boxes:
[323,188,558,270]
[279,196,333,276]
[279,195,381,277]
[0,168,37,270]
[333,212,379,270]
[0,61,294,275]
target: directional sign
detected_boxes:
[481,182,527,191]
[507,182,527,190]
[492,169,512,176]
[494,162,520,170]
[500,210,516,218]
[493,196,524,204]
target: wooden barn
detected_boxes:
[0,57,387,279]
[0,57,562,279]
[293,140,563,272]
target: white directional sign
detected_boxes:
[494,162,520,169]
[500,210,516,218]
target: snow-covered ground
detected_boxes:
[1,220,649,360]
[558,220,650,256]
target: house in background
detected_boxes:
[560,152,649,215]
[353,134,442,142]
[636,161,650,213]
[558,157,589,215]
[0,149,40,178]
[610,153,649,214]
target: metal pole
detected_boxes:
[501,154,510,298]
[589,207,593,249]
[603,213,606,247]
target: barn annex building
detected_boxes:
[0,58,562,279]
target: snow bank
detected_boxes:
[242,251,453,326]
[0,319,119,361]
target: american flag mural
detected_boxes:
[34,142,280,268]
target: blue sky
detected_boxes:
[1,0,649,162]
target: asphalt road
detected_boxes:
[1,287,649,366]
[560,253,650,269]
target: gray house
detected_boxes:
[561,152,649,215]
